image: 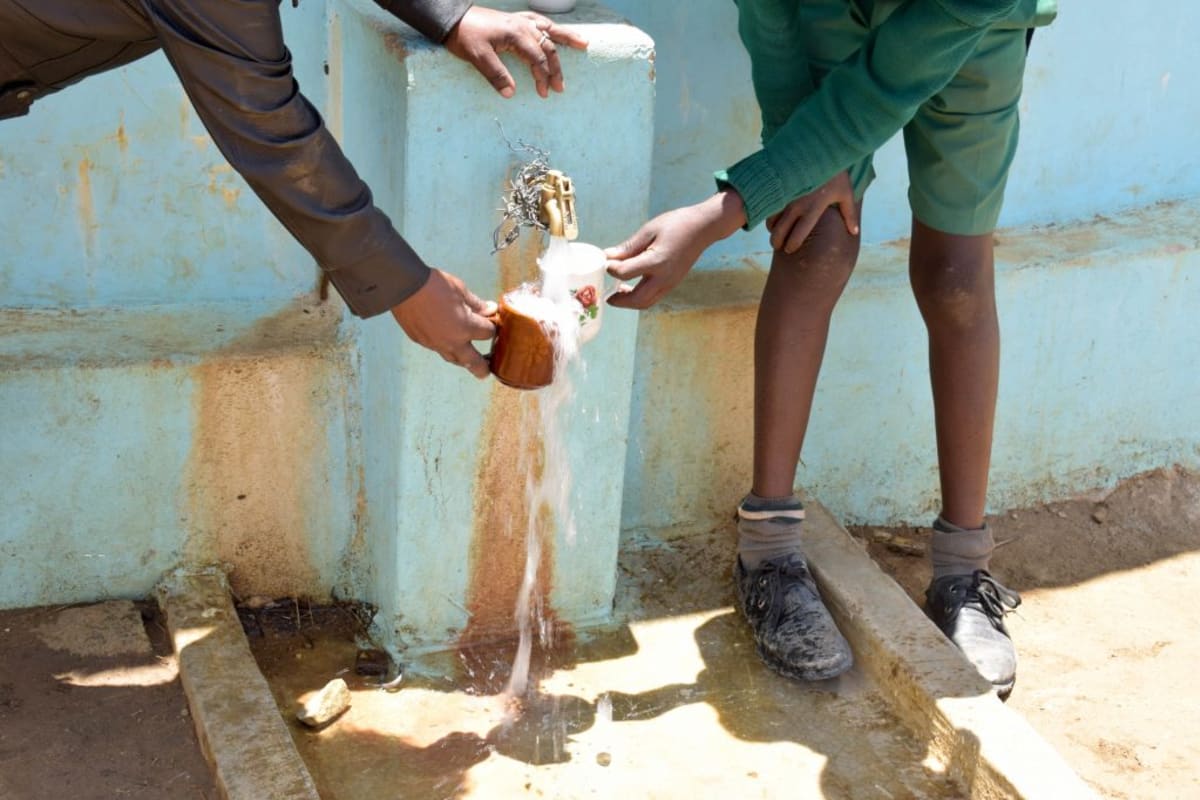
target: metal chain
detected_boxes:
[492,123,553,253]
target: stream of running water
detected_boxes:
[503,236,585,698]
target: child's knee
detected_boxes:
[769,227,859,300]
[911,266,996,331]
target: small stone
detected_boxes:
[297,678,351,728]
[596,752,612,767]
[181,707,189,718]
[1055,510,1068,519]
[1091,505,1109,524]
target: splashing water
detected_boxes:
[504,237,586,699]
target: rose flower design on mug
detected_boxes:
[573,284,599,322]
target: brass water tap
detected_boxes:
[538,170,579,240]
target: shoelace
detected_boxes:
[745,555,809,613]
[975,571,1021,615]
[945,571,1021,631]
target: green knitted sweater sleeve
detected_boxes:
[734,1,814,147]
[717,0,1022,229]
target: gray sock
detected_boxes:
[930,515,994,579]
[737,493,805,569]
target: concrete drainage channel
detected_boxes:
[158,507,1095,800]
[157,570,322,800]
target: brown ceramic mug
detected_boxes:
[488,297,557,390]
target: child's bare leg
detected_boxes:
[909,217,1020,699]
[908,218,998,530]
[752,204,863,499]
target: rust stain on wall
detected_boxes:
[458,387,572,691]
[76,156,96,257]
[202,163,242,210]
[639,294,759,530]
[460,235,557,649]
[179,96,191,137]
[382,32,408,62]
[183,302,344,598]
[115,115,129,154]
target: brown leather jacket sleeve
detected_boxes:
[375,0,474,42]
[143,0,440,318]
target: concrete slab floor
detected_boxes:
[252,526,963,800]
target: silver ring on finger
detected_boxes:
[538,31,550,46]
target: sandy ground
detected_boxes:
[852,465,1200,800]
[0,600,216,799]
[1,466,1194,798]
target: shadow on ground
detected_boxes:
[0,602,216,800]
[856,465,1200,600]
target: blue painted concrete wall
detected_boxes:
[0,3,329,308]
[0,0,365,608]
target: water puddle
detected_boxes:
[251,543,963,800]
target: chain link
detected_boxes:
[492,123,554,253]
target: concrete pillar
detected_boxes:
[334,0,655,653]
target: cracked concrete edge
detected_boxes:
[157,568,321,800]
[802,503,1099,800]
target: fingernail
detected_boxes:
[481,300,498,315]
[501,87,515,98]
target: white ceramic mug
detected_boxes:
[538,241,612,344]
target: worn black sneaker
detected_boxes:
[734,553,854,681]
[926,570,1021,699]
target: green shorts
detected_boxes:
[801,0,1031,236]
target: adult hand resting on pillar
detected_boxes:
[444,7,589,99]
